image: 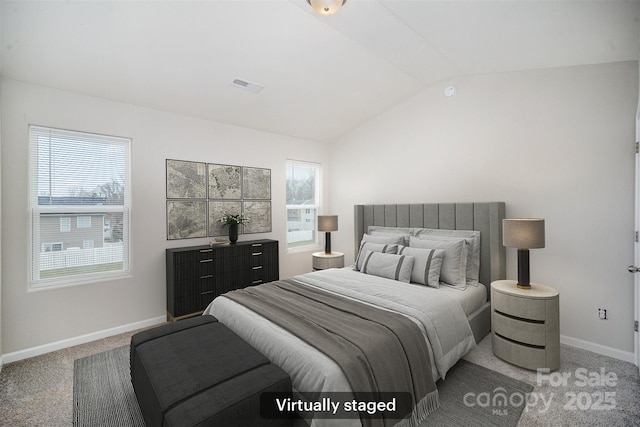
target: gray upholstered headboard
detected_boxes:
[354,202,506,295]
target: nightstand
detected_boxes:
[491,280,560,371]
[312,251,344,271]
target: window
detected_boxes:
[30,125,131,288]
[286,160,320,250]
[77,216,92,228]
[42,243,63,252]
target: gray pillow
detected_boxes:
[415,229,480,285]
[397,245,444,288]
[354,241,398,271]
[360,250,414,283]
[409,236,467,290]
[367,227,413,246]
[361,233,405,245]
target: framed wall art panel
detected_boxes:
[243,201,271,234]
[166,159,207,199]
[242,167,271,200]
[166,200,207,240]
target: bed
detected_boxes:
[204,202,506,427]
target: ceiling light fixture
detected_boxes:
[307,0,347,16]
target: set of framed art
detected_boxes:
[166,159,271,240]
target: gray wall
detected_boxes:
[330,61,638,359]
[0,79,329,356]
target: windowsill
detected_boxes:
[286,245,322,255]
[29,271,133,292]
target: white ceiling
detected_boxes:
[2,0,640,142]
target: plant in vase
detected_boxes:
[219,213,247,244]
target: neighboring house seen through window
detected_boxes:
[286,160,321,250]
[30,125,131,288]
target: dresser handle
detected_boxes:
[200,249,213,253]
[200,291,213,295]
[199,259,213,263]
[200,275,213,279]
[252,252,263,256]
[252,266,263,270]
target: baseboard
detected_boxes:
[1,315,166,365]
[561,334,636,364]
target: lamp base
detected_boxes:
[324,232,332,254]
[516,249,531,290]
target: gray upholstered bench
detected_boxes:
[130,315,292,427]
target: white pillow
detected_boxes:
[354,241,399,271]
[397,245,444,288]
[360,250,414,283]
[409,236,467,290]
[415,229,480,285]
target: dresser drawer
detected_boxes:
[492,290,546,321]
[492,334,546,370]
[250,251,266,267]
[249,266,267,285]
[199,275,215,293]
[196,247,215,259]
[492,311,546,346]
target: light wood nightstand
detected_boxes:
[491,280,560,371]
[312,251,344,271]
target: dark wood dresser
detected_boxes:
[166,239,279,321]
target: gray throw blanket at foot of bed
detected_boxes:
[223,280,439,427]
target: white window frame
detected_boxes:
[42,242,63,252]
[59,217,71,232]
[286,159,321,252]
[29,125,131,289]
[77,216,92,228]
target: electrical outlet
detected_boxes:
[598,308,607,320]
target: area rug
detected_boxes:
[73,346,533,427]
[73,346,144,427]
[425,359,534,426]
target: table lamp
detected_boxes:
[318,215,338,254]
[502,218,545,289]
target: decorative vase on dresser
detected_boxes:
[228,223,238,243]
[491,280,560,371]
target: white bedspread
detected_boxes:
[204,268,476,427]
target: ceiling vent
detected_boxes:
[231,79,264,94]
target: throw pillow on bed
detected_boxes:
[353,233,403,271]
[409,236,467,290]
[397,245,444,288]
[414,229,480,285]
[360,250,414,283]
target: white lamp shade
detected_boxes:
[503,218,545,249]
[307,0,346,16]
[318,215,338,232]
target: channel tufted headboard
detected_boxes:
[354,202,506,294]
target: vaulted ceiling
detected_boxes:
[3,1,639,141]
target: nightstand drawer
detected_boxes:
[492,291,546,321]
[492,334,546,370]
[492,311,546,346]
